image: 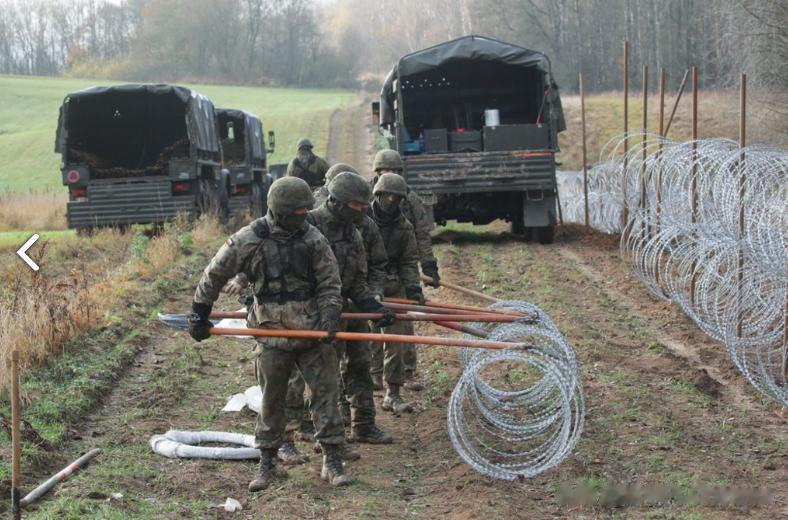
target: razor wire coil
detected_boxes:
[447,300,585,480]
[558,135,787,406]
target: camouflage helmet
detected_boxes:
[328,171,372,205]
[268,177,315,215]
[373,172,408,197]
[372,149,403,172]
[325,163,359,185]
[296,138,313,150]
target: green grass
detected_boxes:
[0,230,75,250]
[0,75,355,193]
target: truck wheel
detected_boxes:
[534,226,555,244]
[510,219,525,235]
[249,180,265,217]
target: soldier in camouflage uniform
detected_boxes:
[369,173,424,413]
[283,171,396,460]
[188,176,351,491]
[286,138,330,189]
[371,149,439,387]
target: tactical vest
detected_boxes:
[307,211,360,297]
[248,219,316,303]
[293,154,322,187]
[376,215,406,276]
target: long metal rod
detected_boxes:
[207,327,525,350]
[738,73,746,340]
[640,64,648,213]
[421,274,500,303]
[384,297,526,317]
[11,350,21,520]
[208,309,519,323]
[663,69,689,137]
[622,40,629,228]
[690,66,698,305]
[655,66,666,286]
[20,449,101,507]
[580,71,589,228]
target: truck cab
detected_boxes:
[376,35,566,242]
[216,108,276,217]
[55,84,227,229]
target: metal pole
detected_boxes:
[655,66,666,286]
[690,66,698,305]
[663,69,689,138]
[420,274,500,303]
[207,327,527,351]
[580,71,589,228]
[20,449,101,507]
[640,65,648,215]
[11,350,21,520]
[737,73,746,340]
[622,41,629,229]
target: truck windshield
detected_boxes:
[218,113,246,165]
[64,91,188,177]
[400,60,545,136]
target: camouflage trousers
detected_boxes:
[402,323,417,372]
[285,312,377,431]
[369,286,407,386]
[254,343,344,449]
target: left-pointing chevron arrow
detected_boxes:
[16,234,40,271]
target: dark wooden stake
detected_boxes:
[622,41,630,229]
[690,66,698,305]
[580,71,589,228]
[11,350,21,520]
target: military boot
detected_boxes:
[371,373,384,391]
[350,423,393,444]
[403,370,424,391]
[382,384,414,414]
[313,441,361,461]
[298,421,316,442]
[321,444,351,486]
[277,440,309,465]
[249,448,282,492]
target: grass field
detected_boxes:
[0,75,355,193]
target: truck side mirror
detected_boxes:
[371,101,380,126]
[268,130,275,154]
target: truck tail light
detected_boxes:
[69,186,87,200]
[171,181,192,195]
[231,185,248,195]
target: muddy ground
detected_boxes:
[12,105,787,519]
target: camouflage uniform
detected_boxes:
[371,150,439,374]
[286,138,330,189]
[369,174,422,390]
[192,213,345,451]
[286,173,393,437]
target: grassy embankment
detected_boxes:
[0,74,355,234]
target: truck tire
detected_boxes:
[533,225,555,244]
[510,218,525,236]
[249,180,265,217]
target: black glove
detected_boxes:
[373,307,397,328]
[405,286,426,305]
[188,301,213,342]
[422,260,440,288]
[320,307,341,345]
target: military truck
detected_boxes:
[374,35,566,242]
[55,84,228,229]
[216,108,276,217]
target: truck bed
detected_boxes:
[403,150,555,195]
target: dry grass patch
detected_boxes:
[0,190,67,232]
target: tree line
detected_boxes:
[0,0,784,95]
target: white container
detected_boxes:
[484,109,500,127]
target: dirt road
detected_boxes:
[17,106,787,519]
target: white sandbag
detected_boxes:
[150,430,259,460]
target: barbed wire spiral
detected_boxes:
[559,135,787,406]
[447,300,585,480]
